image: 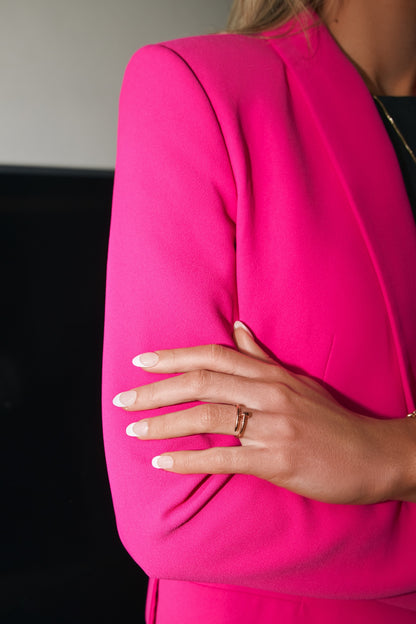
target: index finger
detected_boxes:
[132,343,281,381]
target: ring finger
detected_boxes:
[114,370,267,412]
[126,403,255,441]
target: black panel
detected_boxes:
[0,167,147,623]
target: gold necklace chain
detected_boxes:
[373,94,416,166]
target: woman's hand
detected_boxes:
[113,322,416,505]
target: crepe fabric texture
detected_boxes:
[102,12,416,623]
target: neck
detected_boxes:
[321,0,416,96]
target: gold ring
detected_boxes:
[407,410,416,418]
[234,404,252,438]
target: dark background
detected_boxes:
[1,167,148,623]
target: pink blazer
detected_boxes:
[102,12,416,622]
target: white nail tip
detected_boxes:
[233,321,254,336]
[126,423,137,437]
[113,394,125,407]
[132,352,159,367]
[152,456,162,469]
[132,355,144,367]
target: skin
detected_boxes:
[114,323,416,504]
[322,0,416,96]
[113,0,416,504]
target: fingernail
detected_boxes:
[126,421,148,438]
[113,390,137,407]
[132,352,159,368]
[152,455,174,469]
[233,321,254,337]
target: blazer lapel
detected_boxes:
[266,13,416,409]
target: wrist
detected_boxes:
[389,414,416,503]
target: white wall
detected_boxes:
[0,0,231,170]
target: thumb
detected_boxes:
[233,321,275,364]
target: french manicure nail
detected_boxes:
[233,321,254,337]
[132,352,160,368]
[152,455,174,469]
[112,390,137,407]
[126,421,148,438]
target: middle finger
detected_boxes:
[113,370,267,411]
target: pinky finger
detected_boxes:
[151,447,255,475]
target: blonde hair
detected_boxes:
[226,0,327,35]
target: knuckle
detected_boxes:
[208,343,226,366]
[267,363,285,382]
[211,449,229,470]
[210,449,240,474]
[277,414,298,442]
[255,381,298,419]
[298,373,322,393]
[143,381,158,407]
[276,447,295,481]
[186,369,212,395]
[199,403,223,430]
[255,381,287,411]
[169,348,179,368]
[181,453,196,471]
[273,382,294,412]
[157,415,172,437]
[251,380,273,410]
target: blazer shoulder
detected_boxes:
[159,30,282,65]
[124,32,286,100]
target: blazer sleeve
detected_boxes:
[102,43,416,598]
